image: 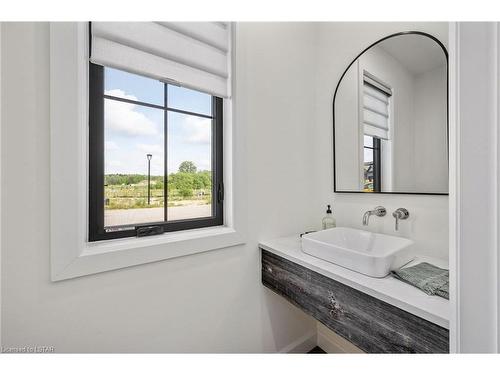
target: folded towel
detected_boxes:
[391,262,449,299]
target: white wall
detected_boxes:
[1,21,460,352]
[313,22,449,260]
[334,65,360,190]
[0,22,318,353]
[414,65,448,192]
[449,22,499,353]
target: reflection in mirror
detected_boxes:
[334,32,448,194]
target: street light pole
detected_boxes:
[147,154,152,205]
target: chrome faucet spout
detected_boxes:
[362,206,387,226]
[362,211,372,226]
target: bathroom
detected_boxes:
[1,2,500,372]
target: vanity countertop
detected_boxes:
[259,234,449,329]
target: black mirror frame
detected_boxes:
[332,31,449,195]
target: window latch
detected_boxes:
[217,182,224,203]
[136,225,164,237]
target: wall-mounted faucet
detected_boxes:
[392,208,410,231]
[362,206,386,226]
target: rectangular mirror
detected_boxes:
[333,32,448,194]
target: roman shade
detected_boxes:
[363,76,391,140]
[90,22,231,98]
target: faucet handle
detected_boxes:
[392,208,409,231]
[373,206,387,217]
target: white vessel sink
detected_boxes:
[301,227,415,277]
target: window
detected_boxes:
[50,23,241,280]
[363,136,381,192]
[87,21,230,242]
[362,73,391,192]
[89,65,223,241]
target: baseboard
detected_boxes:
[277,323,364,353]
[279,330,317,353]
[316,322,364,353]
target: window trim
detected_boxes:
[363,135,382,193]
[50,23,244,281]
[88,64,224,242]
[373,138,381,192]
[363,136,381,192]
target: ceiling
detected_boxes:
[377,34,447,76]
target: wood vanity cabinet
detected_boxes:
[261,249,449,353]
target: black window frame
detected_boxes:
[88,63,224,242]
[363,136,381,193]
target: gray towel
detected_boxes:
[391,262,449,300]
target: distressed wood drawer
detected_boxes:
[261,249,449,353]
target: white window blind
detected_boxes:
[363,76,391,140]
[90,22,231,98]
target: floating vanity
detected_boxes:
[260,235,449,353]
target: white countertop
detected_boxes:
[259,234,449,329]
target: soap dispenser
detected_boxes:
[322,204,336,230]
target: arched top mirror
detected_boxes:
[333,31,448,194]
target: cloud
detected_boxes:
[107,160,123,169]
[183,116,211,145]
[136,143,164,155]
[105,89,136,101]
[105,141,119,151]
[105,89,158,136]
[197,158,211,171]
[103,89,214,175]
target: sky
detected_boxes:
[104,67,212,176]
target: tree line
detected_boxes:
[105,161,212,199]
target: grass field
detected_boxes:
[103,169,212,227]
[104,181,212,226]
[105,183,211,210]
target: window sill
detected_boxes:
[52,226,245,281]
